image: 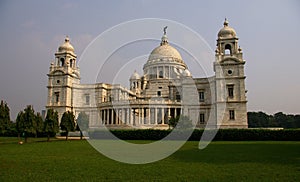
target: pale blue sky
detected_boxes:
[0,0,299,119]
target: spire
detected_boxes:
[161,26,168,46]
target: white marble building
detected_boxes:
[46,19,248,129]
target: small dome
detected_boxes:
[218,19,237,38]
[58,36,75,52]
[130,71,140,80]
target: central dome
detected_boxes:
[148,43,182,61]
[143,28,187,73]
[148,33,183,62]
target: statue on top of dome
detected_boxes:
[163,26,168,35]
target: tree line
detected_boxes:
[248,111,300,128]
[0,100,89,142]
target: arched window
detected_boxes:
[60,58,65,66]
[70,59,73,67]
[224,44,231,55]
[54,92,59,103]
[159,71,163,78]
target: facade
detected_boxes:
[46,19,248,129]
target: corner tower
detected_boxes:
[46,36,80,121]
[214,19,248,128]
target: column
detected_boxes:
[168,107,171,123]
[111,109,115,124]
[126,108,129,124]
[100,110,103,124]
[148,108,151,124]
[120,108,124,124]
[128,108,131,125]
[124,108,128,124]
[141,108,145,125]
[154,108,158,125]
[116,109,120,125]
[149,108,151,124]
[138,108,142,125]
[161,108,165,125]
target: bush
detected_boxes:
[88,129,300,141]
[89,129,170,140]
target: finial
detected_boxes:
[65,35,70,42]
[160,26,168,46]
[224,18,229,27]
[238,46,242,52]
[163,26,168,35]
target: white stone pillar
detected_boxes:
[116,109,119,124]
[120,108,124,124]
[161,108,164,124]
[128,108,131,125]
[154,108,158,125]
[141,108,144,125]
[126,108,129,124]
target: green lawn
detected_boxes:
[0,138,299,181]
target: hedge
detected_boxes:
[88,129,300,141]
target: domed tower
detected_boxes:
[46,36,80,121]
[214,19,248,128]
[130,71,141,95]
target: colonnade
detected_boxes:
[100,107,182,126]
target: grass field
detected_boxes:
[0,137,300,181]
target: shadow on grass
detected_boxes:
[0,137,85,145]
[169,141,300,166]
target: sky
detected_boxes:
[0,0,299,120]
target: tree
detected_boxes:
[16,111,25,140]
[248,111,271,128]
[22,105,37,142]
[168,116,179,129]
[76,112,89,140]
[247,111,300,129]
[60,111,75,140]
[35,112,44,138]
[168,115,193,130]
[15,105,37,142]
[44,109,59,142]
[0,100,11,136]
